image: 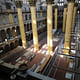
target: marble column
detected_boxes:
[63,4,67,32]
[64,1,74,54]
[54,5,58,30]
[47,0,53,53]
[72,3,78,32]
[15,1,27,48]
[29,0,39,51]
[6,3,14,23]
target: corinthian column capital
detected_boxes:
[28,0,37,6]
[15,0,23,8]
[47,0,52,4]
[5,2,11,9]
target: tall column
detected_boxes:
[64,1,74,54]
[54,5,58,30]
[40,6,43,32]
[78,14,80,50]
[29,0,39,51]
[79,12,80,34]
[47,0,53,53]
[72,3,78,32]
[6,3,14,23]
[63,4,67,32]
[15,1,27,48]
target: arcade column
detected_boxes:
[72,3,78,32]
[47,0,53,53]
[6,2,14,23]
[64,1,74,54]
[54,5,58,30]
[29,0,39,51]
[63,4,67,32]
[15,1,27,48]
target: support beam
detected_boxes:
[29,0,39,51]
[15,1,27,48]
[54,5,58,30]
[64,1,74,54]
[6,3,14,23]
[63,4,67,32]
[47,0,53,53]
[72,3,78,32]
